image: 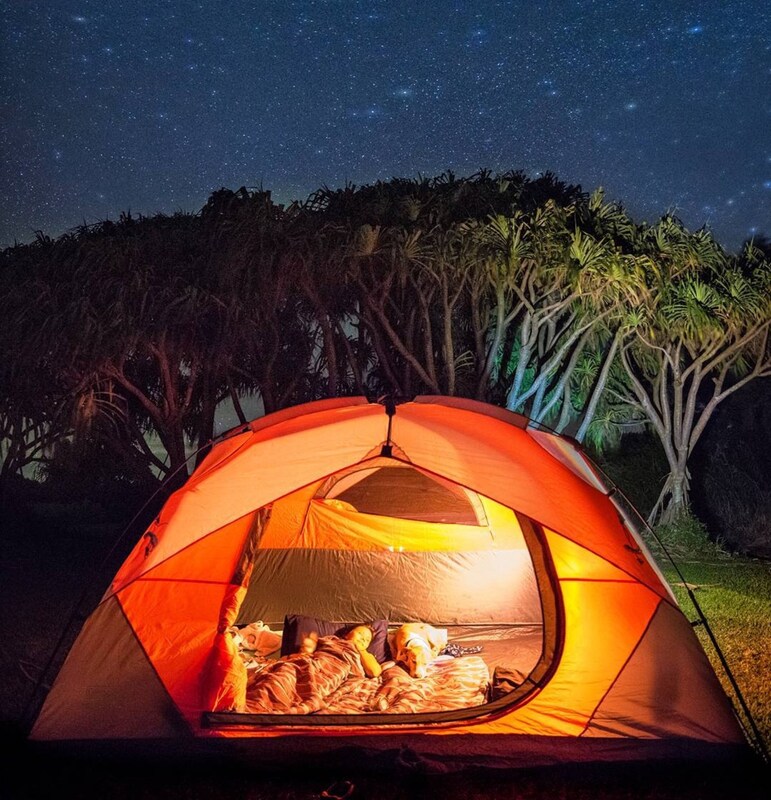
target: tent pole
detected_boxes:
[570,444,769,765]
[682,583,770,764]
[378,394,397,457]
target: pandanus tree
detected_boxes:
[0,237,72,481]
[304,170,586,401]
[285,218,370,400]
[614,220,771,523]
[345,222,435,396]
[3,208,245,484]
[469,202,582,414]
[197,188,319,420]
[0,189,326,485]
[58,212,223,483]
[473,195,633,437]
[1,229,142,483]
[4,173,767,531]
[344,217,484,397]
[564,196,654,445]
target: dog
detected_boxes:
[389,623,448,679]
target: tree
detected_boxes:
[614,221,771,523]
[340,171,585,401]
[475,192,645,443]
[1,234,84,482]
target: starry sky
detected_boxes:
[2,0,769,253]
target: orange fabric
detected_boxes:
[192,429,253,482]
[585,601,745,742]
[200,540,259,713]
[528,428,608,492]
[389,403,664,591]
[108,398,668,595]
[259,480,322,549]
[266,496,523,551]
[461,530,662,737]
[366,532,662,739]
[200,584,248,712]
[113,504,260,594]
[117,521,252,727]
[109,403,386,590]
[545,527,669,596]
[119,577,225,729]
[57,397,739,746]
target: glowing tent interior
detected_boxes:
[29,395,750,768]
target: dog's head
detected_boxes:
[398,635,433,679]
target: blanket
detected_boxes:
[324,655,490,714]
[243,650,490,715]
[243,635,366,714]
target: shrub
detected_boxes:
[592,431,668,520]
[653,511,730,561]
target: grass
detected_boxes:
[662,558,771,757]
[641,512,771,757]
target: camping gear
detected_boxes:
[28,395,753,768]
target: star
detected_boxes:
[1,1,767,253]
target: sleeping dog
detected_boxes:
[390,622,448,679]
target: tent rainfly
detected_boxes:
[29,396,753,770]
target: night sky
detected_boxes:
[2,1,769,253]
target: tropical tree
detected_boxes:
[1,234,86,482]
[564,195,653,444]
[473,193,642,441]
[3,211,224,483]
[197,188,319,420]
[613,221,771,522]
[7,171,765,527]
[0,338,66,482]
[339,171,585,401]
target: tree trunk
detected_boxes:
[649,462,690,525]
[195,382,218,468]
[575,327,622,443]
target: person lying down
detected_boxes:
[244,624,382,714]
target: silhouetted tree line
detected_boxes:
[2,170,770,526]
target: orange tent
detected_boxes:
[30,396,748,767]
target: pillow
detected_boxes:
[281,614,389,663]
[233,621,282,656]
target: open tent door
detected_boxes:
[233,460,552,720]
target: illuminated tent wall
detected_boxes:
[30,396,747,766]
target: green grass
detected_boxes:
[639,511,771,758]
[662,557,771,758]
